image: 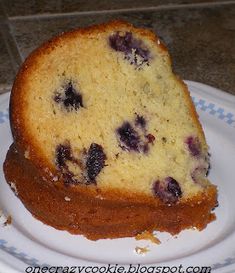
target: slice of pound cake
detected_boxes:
[3,20,217,240]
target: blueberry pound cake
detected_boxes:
[3,20,217,240]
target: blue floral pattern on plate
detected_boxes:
[192,97,235,127]
[0,109,9,124]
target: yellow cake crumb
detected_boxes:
[136,230,161,244]
[4,215,12,226]
[135,246,149,255]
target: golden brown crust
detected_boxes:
[3,144,217,240]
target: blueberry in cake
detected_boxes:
[3,20,217,240]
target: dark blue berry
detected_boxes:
[55,143,107,185]
[109,32,150,67]
[86,143,106,182]
[109,31,133,53]
[55,144,72,168]
[186,136,201,157]
[166,177,182,199]
[116,115,155,153]
[54,82,83,111]
[191,165,209,183]
[135,114,146,129]
[153,177,182,204]
[212,201,219,211]
[206,162,211,177]
[55,143,81,185]
[117,122,140,151]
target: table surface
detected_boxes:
[0,0,234,96]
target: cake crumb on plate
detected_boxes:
[4,215,12,226]
[135,230,161,244]
[135,246,149,255]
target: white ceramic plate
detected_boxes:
[0,81,235,273]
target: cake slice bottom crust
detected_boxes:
[3,144,217,240]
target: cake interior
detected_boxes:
[18,27,210,202]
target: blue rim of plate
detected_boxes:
[0,81,235,271]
